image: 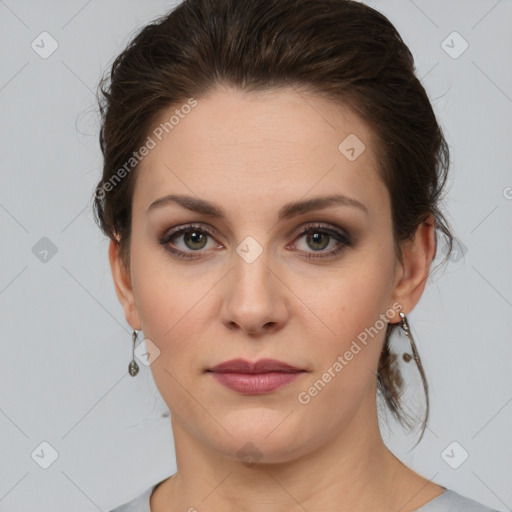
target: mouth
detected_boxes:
[206,358,306,394]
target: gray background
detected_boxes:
[1,0,511,510]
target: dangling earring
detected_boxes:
[399,312,418,363]
[128,329,140,376]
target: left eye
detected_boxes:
[294,228,339,252]
[290,225,351,259]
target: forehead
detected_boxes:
[133,85,386,219]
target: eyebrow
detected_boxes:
[147,193,368,220]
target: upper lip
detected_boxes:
[208,358,304,374]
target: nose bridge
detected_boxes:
[232,235,273,304]
[221,234,286,333]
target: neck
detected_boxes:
[153,392,434,512]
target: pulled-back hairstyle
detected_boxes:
[92,0,454,444]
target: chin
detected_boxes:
[204,413,311,465]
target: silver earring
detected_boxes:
[128,329,140,376]
[399,312,418,363]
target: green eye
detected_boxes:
[159,222,352,261]
[292,224,352,260]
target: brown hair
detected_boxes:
[92,0,454,443]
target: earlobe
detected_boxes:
[390,215,436,321]
[108,238,142,330]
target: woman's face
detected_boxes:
[110,85,431,463]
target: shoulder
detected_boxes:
[416,489,501,512]
[108,484,155,512]
[107,485,501,512]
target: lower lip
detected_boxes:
[209,371,303,394]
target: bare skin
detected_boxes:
[109,84,444,512]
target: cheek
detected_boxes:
[298,250,396,399]
[296,281,392,425]
[133,277,207,357]
[130,245,218,372]
[307,253,394,342]
[131,238,191,328]
[130,264,207,410]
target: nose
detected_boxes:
[220,247,289,337]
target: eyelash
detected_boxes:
[158,223,353,261]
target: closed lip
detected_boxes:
[207,358,305,374]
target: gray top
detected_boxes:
[109,482,501,512]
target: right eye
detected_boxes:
[159,223,221,260]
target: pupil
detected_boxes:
[186,231,206,249]
[309,232,328,250]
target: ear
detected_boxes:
[108,238,142,330]
[389,214,437,322]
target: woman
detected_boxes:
[94,0,500,510]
